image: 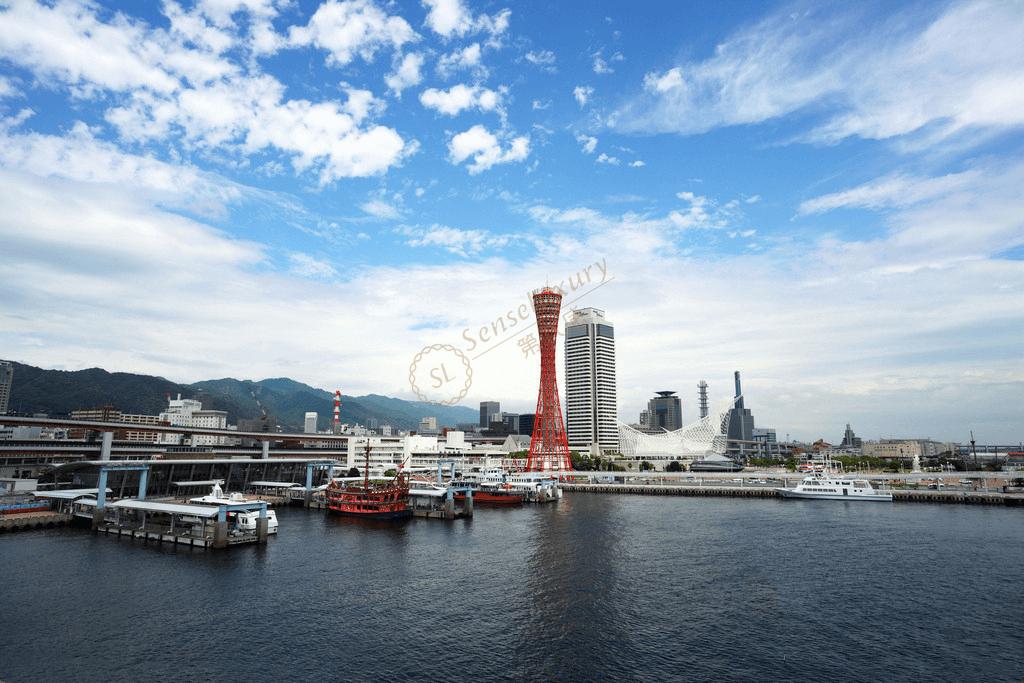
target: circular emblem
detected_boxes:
[408,344,473,406]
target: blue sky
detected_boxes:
[0,0,1022,442]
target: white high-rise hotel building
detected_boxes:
[564,308,619,452]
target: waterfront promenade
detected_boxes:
[561,470,1024,505]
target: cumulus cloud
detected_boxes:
[596,152,619,165]
[610,1,1024,146]
[420,83,503,116]
[436,42,484,78]
[385,52,425,95]
[573,85,593,108]
[575,134,598,154]
[629,160,645,168]
[448,124,529,174]
[287,0,417,67]
[421,0,510,40]
[0,1,413,184]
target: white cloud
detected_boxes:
[669,191,714,229]
[596,152,619,165]
[385,52,425,95]
[0,2,414,184]
[531,99,550,111]
[0,0,229,92]
[0,76,17,98]
[2,158,1021,440]
[0,117,244,217]
[611,1,1024,147]
[108,80,411,184]
[448,124,530,174]
[287,0,417,67]
[745,194,761,204]
[629,160,645,168]
[525,49,556,72]
[422,0,472,38]
[400,224,510,256]
[422,0,510,40]
[798,171,980,215]
[436,42,483,78]
[288,252,338,279]
[361,199,402,219]
[573,85,593,108]
[576,134,598,154]
[419,84,503,116]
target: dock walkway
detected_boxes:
[562,483,1024,506]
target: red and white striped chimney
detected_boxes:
[333,390,341,433]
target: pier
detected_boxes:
[561,483,1024,505]
[0,510,71,532]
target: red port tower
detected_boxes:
[526,288,572,472]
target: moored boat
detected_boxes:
[326,441,411,519]
[452,480,523,506]
[777,455,892,502]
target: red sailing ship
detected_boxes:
[326,441,411,519]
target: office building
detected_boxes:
[502,413,520,434]
[840,423,862,449]
[518,413,535,437]
[646,391,682,432]
[419,416,438,435]
[479,401,500,428]
[564,307,619,452]
[0,360,12,415]
[158,394,229,446]
[304,412,318,434]
[726,371,755,456]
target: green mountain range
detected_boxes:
[5,361,478,431]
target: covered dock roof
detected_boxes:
[34,488,111,500]
[109,499,221,517]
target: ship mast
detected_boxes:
[364,438,371,489]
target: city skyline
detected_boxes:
[0,1,1022,442]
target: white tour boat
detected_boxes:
[189,482,279,532]
[777,458,892,502]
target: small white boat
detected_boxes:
[189,483,279,532]
[777,456,892,502]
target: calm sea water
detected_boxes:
[1,495,1022,682]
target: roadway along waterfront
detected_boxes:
[1,494,1022,682]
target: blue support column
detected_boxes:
[137,467,149,501]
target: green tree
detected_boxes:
[666,460,683,472]
[346,467,360,477]
[784,457,797,472]
[640,460,654,471]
